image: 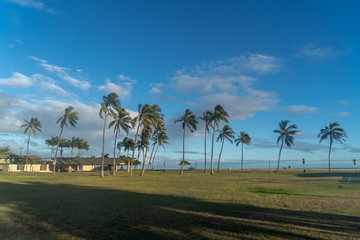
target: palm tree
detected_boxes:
[216,125,234,173]
[53,106,79,175]
[235,131,251,170]
[209,105,229,175]
[174,109,198,175]
[273,120,300,173]
[151,131,169,170]
[45,136,58,159]
[21,118,42,168]
[199,111,213,173]
[59,139,70,157]
[109,106,132,175]
[78,140,89,157]
[318,122,347,171]
[148,120,166,171]
[99,92,120,178]
[130,104,156,177]
[69,137,80,158]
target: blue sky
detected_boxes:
[1,0,360,169]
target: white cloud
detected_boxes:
[0,72,36,88]
[201,92,278,120]
[99,75,136,99]
[170,54,280,120]
[30,56,91,90]
[6,0,54,13]
[281,105,319,115]
[335,111,351,118]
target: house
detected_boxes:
[56,157,133,172]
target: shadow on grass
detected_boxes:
[0,181,359,240]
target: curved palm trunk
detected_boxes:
[217,139,224,173]
[210,127,215,175]
[241,142,244,170]
[78,148,81,158]
[204,127,207,173]
[152,144,159,170]
[113,130,119,176]
[140,142,149,176]
[53,127,64,175]
[276,138,284,173]
[148,143,156,171]
[130,123,141,177]
[101,113,107,178]
[25,131,31,171]
[180,128,185,175]
[328,140,333,172]
[71,148,74,158]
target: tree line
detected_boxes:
[19,92,347,177]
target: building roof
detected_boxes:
[57,157,133,166]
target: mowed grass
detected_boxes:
[0,169,359,240]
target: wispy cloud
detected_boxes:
[335,111,351,118]
[280,105,319,115]
[299,43,343,61]
[30,56,91,90]
[6,0,55,13]
[98,75,136,99]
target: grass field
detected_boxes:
[0,169,359,240]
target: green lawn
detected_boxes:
[0,169,359,240]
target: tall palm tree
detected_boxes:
[235,131,251,170]
[109,106,132,175]
[21,117,42,168]
[273,120,300,173]
[99,92,120,178]
[210,105,229,175]
[174,109,198,175]
[45,136,58,159]
[130,104,156,177]
[216,125,234,173]
[318,122,347,172]
[199,110,213,173]
[53,105,79,175]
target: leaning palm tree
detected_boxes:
[199,110,213,173]
[235,131,251,170]
[318,122,347,172]
[216,125,234,173]
[99,92,120,178]
[130,104,156,177]
[109,106,132,175]
[174,109,198,175]
[21,117,42,168]
[273,120,300,173]
[53,106,79,175]
[45,136,58,159]
[209,105,229,175]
